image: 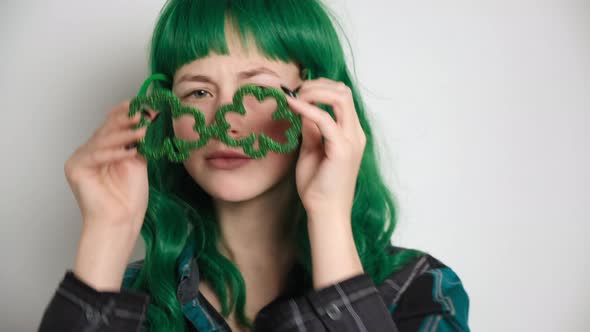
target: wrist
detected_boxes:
[74,223,140,291]
[306,215,363,289]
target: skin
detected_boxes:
[171,22,304,330]
[171,20,366,330]
[68,17,366,332]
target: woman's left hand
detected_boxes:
[285,78,366,220]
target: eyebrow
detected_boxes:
[238,67,280,79]
[176,66,280,85]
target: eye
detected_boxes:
[187,89,212,99]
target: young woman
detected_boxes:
[38,0,470,331]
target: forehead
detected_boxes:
[173,20,299,83]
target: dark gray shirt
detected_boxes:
[38,245,470,331]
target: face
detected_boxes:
[171,24,303,203]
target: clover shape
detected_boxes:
[212,84,303,159]
[128,84,302,162]
[128,88,210,162]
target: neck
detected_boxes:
[213,171,300,273]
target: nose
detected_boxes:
[215,87,247,140]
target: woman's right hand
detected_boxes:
[64,100,157,290]
[64,100,155,231]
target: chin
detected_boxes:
[209,189,261,203]
[202,177,273,203]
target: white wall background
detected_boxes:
[1,1,588,331]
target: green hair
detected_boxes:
[126,0,424,330]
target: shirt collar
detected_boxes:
[175,239,313,331]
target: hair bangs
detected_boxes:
[150,0,343,86]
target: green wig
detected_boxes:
[125,0,424,330]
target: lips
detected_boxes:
[205,150,252,170]
[205,150,251,160]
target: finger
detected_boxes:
[103,104,151,136]
[94,126,148,150]
[295,85,355,133]
[286,95,343,147]
[79,144,139,168]
[94,101,134,137]
[297,78,364,132]
[295,77,347,96]
[108,112,143,137]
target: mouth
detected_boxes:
[205,156,252,170]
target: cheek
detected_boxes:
[173,115,201,140]
[264,143,299,174]
[238,96,294,143]
[259,120,293,143]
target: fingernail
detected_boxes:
[280,85,297,98]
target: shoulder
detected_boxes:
[122,259,144,289]
[378,246,470,330]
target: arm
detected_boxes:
[253,259,470,331]
[38,223,150,331]
[38,271,150,332]
[392,267,470,332]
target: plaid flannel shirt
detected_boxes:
[39,243,469,332]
